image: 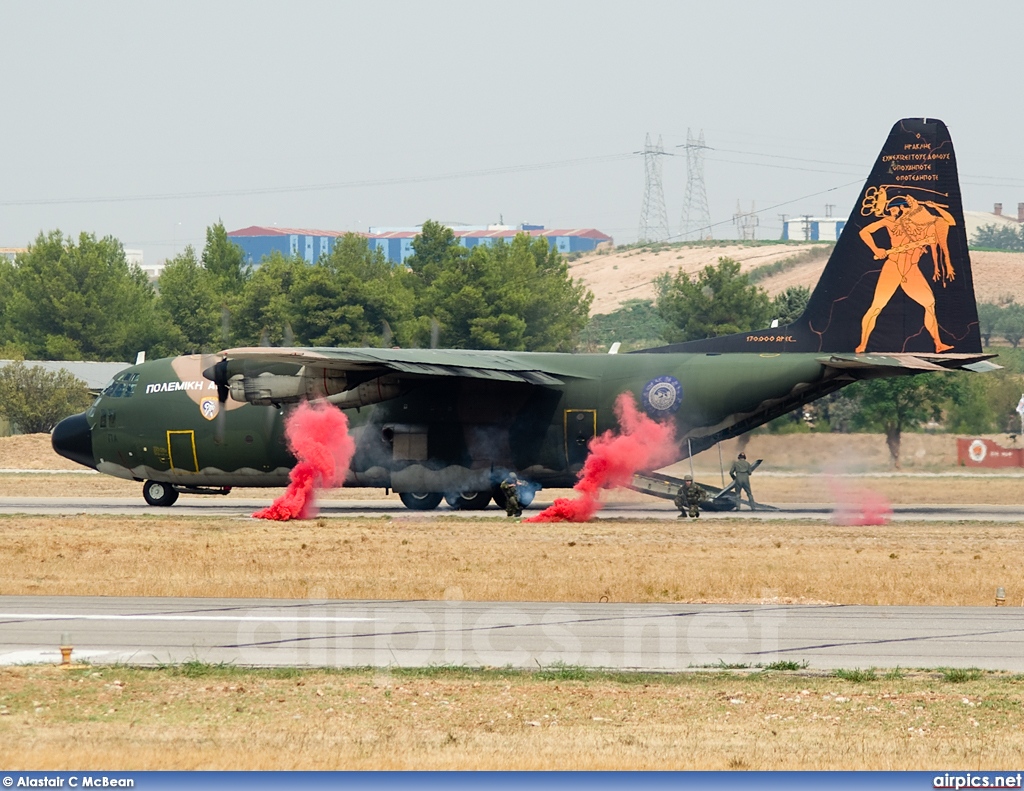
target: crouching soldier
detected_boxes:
[674,474,706,519]
[500,473,523,518]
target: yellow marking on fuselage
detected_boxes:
[167,430,199,473]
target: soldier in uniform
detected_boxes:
[500,473,523,518]
[674,474,706,518]
[729,452,755,509]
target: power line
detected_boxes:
[666,178,863,241]
[0,152,638,208]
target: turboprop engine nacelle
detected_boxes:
[326,376,406,409]
[228,367,347,406]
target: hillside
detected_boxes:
[569,243,1024,316]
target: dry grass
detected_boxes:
[568,242,822,315]
[1,665,1022,770]
[1,514,1022,606]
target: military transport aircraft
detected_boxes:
[53,118,995,509]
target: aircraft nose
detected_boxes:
[51,412,96,470]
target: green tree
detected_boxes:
[156,245,219,353]
[322,233,418,346]
[770,285,811,325]
[997,304,1024,348]
[0,256,18,355]
[405,220,461,289]
[580,299,668,352]
[202,220,249,296]
[232,251,305,346]
[943,371,1002,434]
[655,257,772,343]
[290,263,370,346]
[414,233,591,351]
[971,223,1024,251]
[5,231,169,361]
[512,234,592,351]
[977,302,1003,346]
[416,243,492,348]
[847,375,961,467]
[0,362,93,433]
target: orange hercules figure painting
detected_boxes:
[856,188,957,354]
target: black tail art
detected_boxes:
[646,118,982,355]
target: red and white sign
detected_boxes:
[956,438,1024,468]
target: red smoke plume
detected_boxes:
[828,478,893,526]
[526,392,678,523]
[253,401,356,521]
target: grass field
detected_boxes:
[2,664,1022,770]
[1,513,1022,605]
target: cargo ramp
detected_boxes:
[629,460,778,512]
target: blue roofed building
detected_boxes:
[228,224,614,267]
[367,225,614,264]
[227,227,362,266]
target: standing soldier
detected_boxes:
[674,474,706,519]
[729,452,756,510]
[500,473,523,518]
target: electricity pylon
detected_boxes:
[637,134,671,243]
[679,129,712,241]
[733,200,759,241]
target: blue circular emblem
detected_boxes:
[642,375,682,415]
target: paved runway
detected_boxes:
[4,495,1024,521]
[2,595,1022,671]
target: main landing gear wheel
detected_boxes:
[399,491,443,511]
[444,491,492,510]
[143,480,179,507]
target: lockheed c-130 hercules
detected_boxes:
[53,118,996,509]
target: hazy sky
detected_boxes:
[3,1,1022,262]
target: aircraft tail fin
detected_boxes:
[645,118,982,356]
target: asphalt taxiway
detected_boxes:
[2,495,1024,521]
[2,595,1023,671]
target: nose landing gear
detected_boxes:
[143,480,179,507]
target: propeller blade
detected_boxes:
[203,357,232,444]
[259,328,271,347]
[215,404,227,444]
[283,322,294,347]
[381,320,393,348]
[430,318,440,350]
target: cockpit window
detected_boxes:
[101,371,140,398]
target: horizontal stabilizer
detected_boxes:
[818,352,999,373]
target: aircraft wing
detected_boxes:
[817,352,1001,373]
[216,346,574,386]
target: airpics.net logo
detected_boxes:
[642,376,682,415]
[934,774,1023,789]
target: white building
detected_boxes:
[781,217,845,242]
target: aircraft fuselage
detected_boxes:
[54,351,832,494]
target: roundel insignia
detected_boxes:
[642,375,682,415]
[199,396,220,421]
[967,439,987,463]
